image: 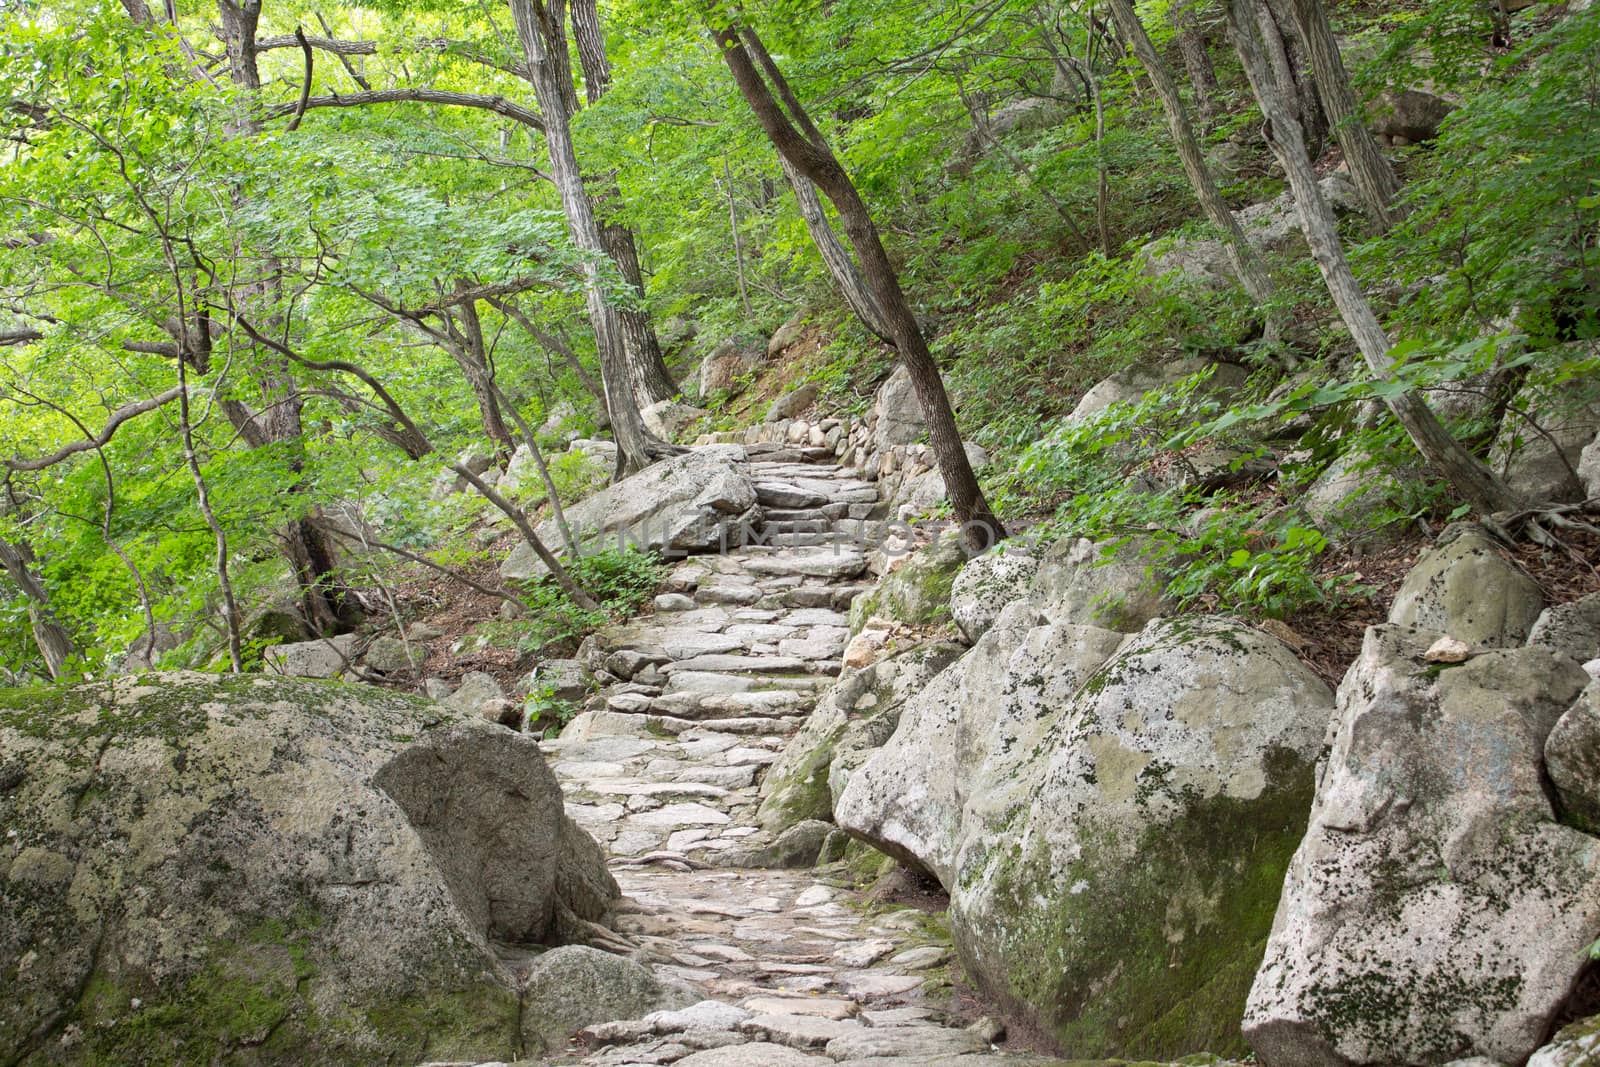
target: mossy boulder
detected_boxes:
[1388,523,1544,648]
[1244,627,1598,1066]
[837,614,1333,1060]
[756,639,964,832]
[849,530,969,634]
[0,672,617,1066]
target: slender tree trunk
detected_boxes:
[0,537,75,678]
[1255,0,1327,158]
[712,21,1005,551]
[452,464,599,610]
[449,293,517,456]
[487,297,608,408]
[213,0,351,635]
[1171,0,1220,125]
[722,154,753,317]
[487,377,580,559]
[1287,0,1401,230]
[569,0,679,407]
[507,0,661,476]
[1105,0,1285,341]
[1225,0,1524,514]
[779,157,894,342]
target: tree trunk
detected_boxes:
[1105,0,1285,340]
[0,537,75,678]
[1225,0,1524,514]
[780,157,894,342]
[712,21,1006,552]
[1171,0,1220,125]
[507,0,662,476]
[1255,0,1327,159]
[1287,0,1401,230]
[211,0,351,636]
[569,0,679,408]
[449,293,517,456]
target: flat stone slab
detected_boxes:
[624,803,734,828]
[744,552,868,580]
[674,1043,824,1066]
[823,1027,989,1060]
[740,1013,863,1048]
[740,996,859,1020]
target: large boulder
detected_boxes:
[695,336,763,398]
[873,366,925,450]
[837,614,1334,1059]
[949,549,1040,642]
[262,633,357,679]
[848,529,969,633]
[1371,88,1453,143]
[1388,523,1544,647]
[756,639,964,832]
[1069,358,1250,422]
[1489,359,1600,504]
[1529,592,1600,667]
[1141,176,1361,291]
[641,399,707,442]
[1243,627,1598,1066]
[1029,536,1170,632]
[0,673,617,1066]
[520,946,693,1053]
[1546,680,1600,833]
[502,445,757,581]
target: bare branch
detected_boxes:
[4,387,184,471]
[261,87,545,132]
[285,26,314,132]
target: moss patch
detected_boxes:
[959,747,1315,1061]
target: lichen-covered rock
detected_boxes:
[1371,88,1453,142]
[848,530,969,633]
[642,399,708,442]
[1243,627,1598,1067]
[1029,536,1170,631]
[873,365,925,451]
[1546,680,1600,833]
[1069,358,1249,422]
[838,615,1333,1059]
[1529,1014,1600,1067]
[262,633,356,678]
[1489,360,1600,504]
[695,336,763,398]
[520,945,694,1053]
[756,640,964,832]
[949,550,1040,642]
[0,673,617,1066]
[1530,593,1600,667]
[764,383,819,423]
[502,445,757,581]
[1388,523,1544,647]
[1300,449,1418,537]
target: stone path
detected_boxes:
[452,445,1056,1065]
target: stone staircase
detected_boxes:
[486,444,1054,1065]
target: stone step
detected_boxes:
[755,481,830,509]
[662,654,839,676]
[665,670,832,694]
[649,690,817,719]
[742,552,869,580]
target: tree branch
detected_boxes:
[4,387,184,471]
[262,87,545,133]
[285,26,314,132]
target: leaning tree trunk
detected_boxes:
[1105,0,1286,342]
[507,0,659,476]
[569,0,679,408]
[1287,0,1401,230]
[1171,0,1221,125]
[0,537,75,678]
[779,157,893,343]
[713,21,1006,552]
[1225,0,1524,515]
[450,293,518,456]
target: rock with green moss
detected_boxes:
[519,946,694,1054]
[849,530,969,634]
[1029,537,1170,632]
[1388,523,1544,648]
[1529,1013,1600,1066]
[0,672,618,1066]
[756,639,963,833]
[1244,627,1598,1066]
[950,549,1040,642]
[837,614,1332,1060]
[1547,681,1600,833]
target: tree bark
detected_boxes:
[569,0,679,407]
[712,20,1006,551]
[507,0,664,476]
[1225,0,1524,514]
[1287,0,1401,230]
[1171,0,1220,125]
[1105,0,1285,341]
[780,157,894,342]
[0,536,75,678]
[449,290,517,456]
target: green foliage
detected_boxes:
[494,547,666,655]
